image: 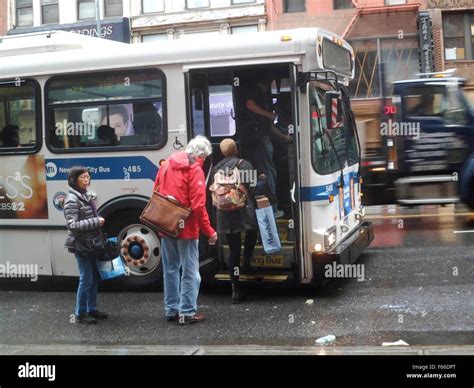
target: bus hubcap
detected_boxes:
[118,224,160,276]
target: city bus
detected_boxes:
[0,28,373,289]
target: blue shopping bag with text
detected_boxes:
[97,256,127,280]
[256,206,281,254]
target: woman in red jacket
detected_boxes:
[153,135,217,325]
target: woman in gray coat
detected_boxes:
[64,166,108,324]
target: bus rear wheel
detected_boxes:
[104,209,163,291]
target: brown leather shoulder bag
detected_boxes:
[140,162,192,238]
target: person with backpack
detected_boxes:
[210,138,261,303]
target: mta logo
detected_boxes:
[45,162,58,178]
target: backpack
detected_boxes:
[209,159,247,211]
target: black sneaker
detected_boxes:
[87,310,108,320]
[76,315,97,324]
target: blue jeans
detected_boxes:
[75,254,100,316]
[161,237,200,317]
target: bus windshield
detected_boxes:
[309,80,358,175]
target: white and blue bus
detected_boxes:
[0,28,373,289]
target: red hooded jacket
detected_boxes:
[153,151,215,239]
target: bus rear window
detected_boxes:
[46,69,166,152]
[0,80,40,153]
[322,38,352,78]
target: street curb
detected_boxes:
[1,344,473,356]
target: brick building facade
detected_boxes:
[267,0,427,99]
[266,0,354,35]
[266,0,428,130]
[427,0,474,99]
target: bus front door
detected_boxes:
[186,69,238,276]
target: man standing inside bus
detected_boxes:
[153,135,217,324]
[239,72,291,218]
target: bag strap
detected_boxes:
[225,158,244,183]
[233,158,244,169]
[236,159,249,194]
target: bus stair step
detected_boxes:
[214,272,290,283]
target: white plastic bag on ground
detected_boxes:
[382,339,409,346]
[315,335,336,345]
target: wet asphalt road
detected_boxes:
[0,205,473,349]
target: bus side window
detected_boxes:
[46,69,166,152]
[0,80,40,152]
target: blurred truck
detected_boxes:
[361,73,474,208]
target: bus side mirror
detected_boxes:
[325,92,343,129]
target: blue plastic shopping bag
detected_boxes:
[96,256,127,280]
[256,205,281,254]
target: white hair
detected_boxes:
[185,135,212,158]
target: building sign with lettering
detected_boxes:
[417,12,434,76]
[8,17,131,44]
